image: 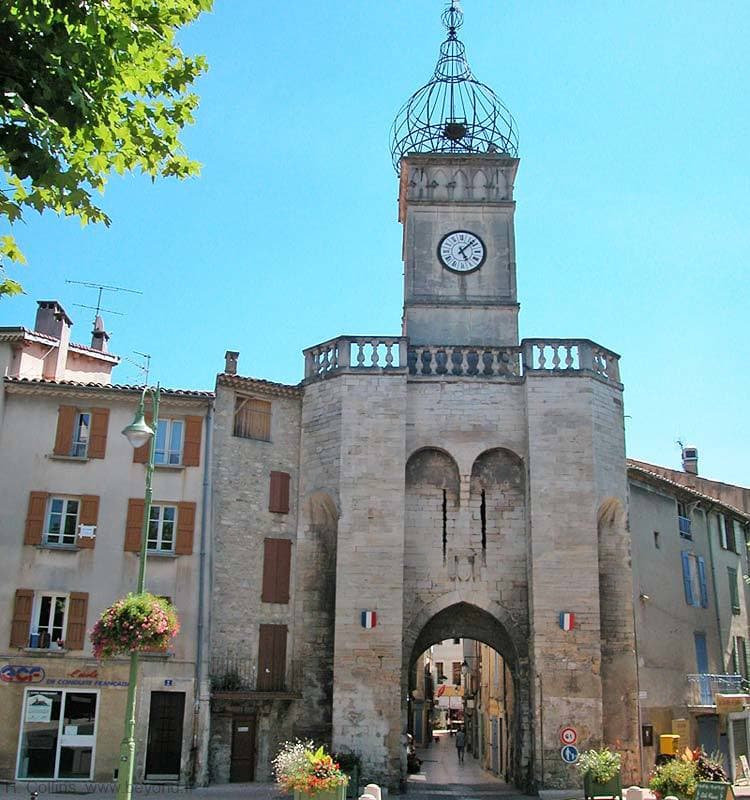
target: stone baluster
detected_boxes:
[370,340,380,366]
[385,339,394,366]
[337,338,351,370]
[564,344,575,369]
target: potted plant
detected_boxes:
[649,756,698,800]
[272,739,348,800]
[577,747,622,800]
[90,593,179,659]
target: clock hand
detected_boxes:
[459,241,474,257]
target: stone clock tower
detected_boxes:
[399,152,520,346]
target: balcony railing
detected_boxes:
[209,653,303,695]
[303,336,621,385]
[687,673,747,706]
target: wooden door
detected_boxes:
[145,692,185,780]
[230,716,256,782]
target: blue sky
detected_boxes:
[1,1,748,486]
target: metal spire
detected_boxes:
[389,1,519,174]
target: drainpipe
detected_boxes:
[191,399,213,786]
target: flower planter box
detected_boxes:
[293,786,347,800]
[583,772,622,800]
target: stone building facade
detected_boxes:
[207,140,641,788]
[0,302,213,786]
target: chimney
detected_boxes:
[225,350,239,375]
[35,300,72,381]
[91,315,110,353]
[682,446,699,475]
[35,300,72,339]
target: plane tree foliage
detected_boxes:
[0,0,212,297]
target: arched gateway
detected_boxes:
[207,3,639,792]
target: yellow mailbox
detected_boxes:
[660,734,680,755]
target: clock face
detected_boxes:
[438,230,486,273]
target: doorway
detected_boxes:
[145,692,185,781]
[230,716,256,782]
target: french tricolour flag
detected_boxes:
[559,612,575,631]
[361,610,377,629]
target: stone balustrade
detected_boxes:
[303,336,621,385]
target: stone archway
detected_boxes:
[404,602,532,790]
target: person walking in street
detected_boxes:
[455,727,466,764]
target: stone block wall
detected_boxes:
[330,373,408,787]
[525,374,606,788]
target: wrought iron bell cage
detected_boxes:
[389,1,519,174]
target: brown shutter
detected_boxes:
[182,416,203,467]
[10,589,34,647]
[132,412,154,464]
[262,538,291,604]
[257,624,287,691]
[175,501,196,555]
[66,592,89,650]
[24,491,48,545]
[87,408,109,459]
[269,471,291,514]
[124,499,145,552]
[77,495,99,549]
[53,405,76,456]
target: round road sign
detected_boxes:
[560,727,577,745]
[561,745,579,764]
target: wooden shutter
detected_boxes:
[681,551,694,606]
[53,405,76,456]
[10,589,34,647]
[24,491,48,545]
[87,408,109,459]
[269,471,291,514]
[257,624,287,691]
[132,412,154,464]
[729,566,741,614]
[66,592,89,650]
[124,499,145,552]
[175,501,196,555]
[77,495,99,549]
[182,416,203,467]
[261,538,292,604]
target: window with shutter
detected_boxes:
[124,499,145,552]
[729,567,741,615]
[24,491,49,546]
[66,593,89,650]
[53,406,76,456]
[87,408,109,459]
[234,396,271,441]
[257,624,287,691]
[182,416,203,466]
[269,472,291,514]
[10,589,34,647]
[681,551,695,607]
[726,515,737,553]
[261,538,292,604]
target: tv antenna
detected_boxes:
[65,279,142,323]
[128,351,152,384]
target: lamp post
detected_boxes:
[116,386,160,800]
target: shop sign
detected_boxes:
[26,693,53,722]
[715,694,749,714]
[0,664,45,684]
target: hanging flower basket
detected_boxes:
[90,593,179,659]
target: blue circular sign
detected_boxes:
[561,745,579,764]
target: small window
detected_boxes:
[154,419,184,465]
[31,594,68,648]
[653,531,660,549]
[45,498,80,546]
[147,505,177,553]
[435,661,445,681]
[234,396,271,441]
[71,412,91,458]
[677,502,691,539]
[452,661,462,686]
[718,514,737,553]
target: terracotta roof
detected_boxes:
[67,342,120,362]
[0,327,119,362]
[627,460,750,522]
[4,376,214,400]
[216,372,302,398]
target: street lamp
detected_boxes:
[117,386,160,800]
